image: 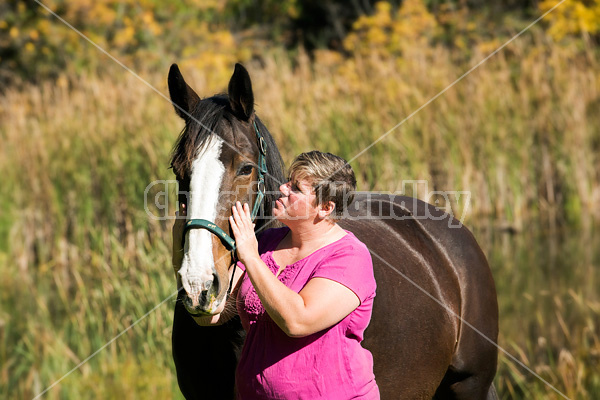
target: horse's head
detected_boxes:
[168,63,284,315]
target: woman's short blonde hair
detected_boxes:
[288,151,357,220]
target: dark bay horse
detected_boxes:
[168,63,499,399]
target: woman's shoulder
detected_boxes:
[331,231,370,256]
[310,230,376,302]
[308,230,373,268]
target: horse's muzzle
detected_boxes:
[181,273,221,315]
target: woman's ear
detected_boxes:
[318,201,336,220]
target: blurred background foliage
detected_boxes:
[2,0,600,84]
[1,0,600,399]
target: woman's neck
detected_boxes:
[286,220,345,251]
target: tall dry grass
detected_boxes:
[476,222,600,399]
[0,35,599,398]
[0,72,183,398]
[249,40,600,231]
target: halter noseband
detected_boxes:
[181,121,267,295]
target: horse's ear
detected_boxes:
[168,64,200,121]
[228,63,254,121]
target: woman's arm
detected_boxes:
[242,256,359,337]
[230,202,360,337]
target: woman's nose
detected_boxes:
[279,182,290,195]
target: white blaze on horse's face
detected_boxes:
[179,135,225,310]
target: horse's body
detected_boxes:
[169,64,498,399]
[344,194,499,399]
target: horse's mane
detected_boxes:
[170,95,286,228]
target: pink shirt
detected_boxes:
[236,227,379,400]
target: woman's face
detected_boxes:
[273,175,319,222]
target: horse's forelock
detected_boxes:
[170,95,229,179]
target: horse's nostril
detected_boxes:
[200,290,208,305]
[183,295,194,308]
[210,273,220,293]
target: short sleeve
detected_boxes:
[310,239,376,303]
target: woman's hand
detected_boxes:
[230,201,259,264]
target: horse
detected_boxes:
[168,63,499,400]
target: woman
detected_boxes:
[194,151,379,399]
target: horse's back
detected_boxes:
[340,193,498,399]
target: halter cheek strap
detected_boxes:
[181,221,236,251]
[252,121,268,219]
[181,120,267,296]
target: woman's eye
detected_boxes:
[238,165,253,176]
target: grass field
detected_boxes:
[479,223,600,399]
[1,38,599,398]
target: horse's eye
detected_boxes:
[178,192,188,207]
[177,180,189,207]
[238,164,253,176]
